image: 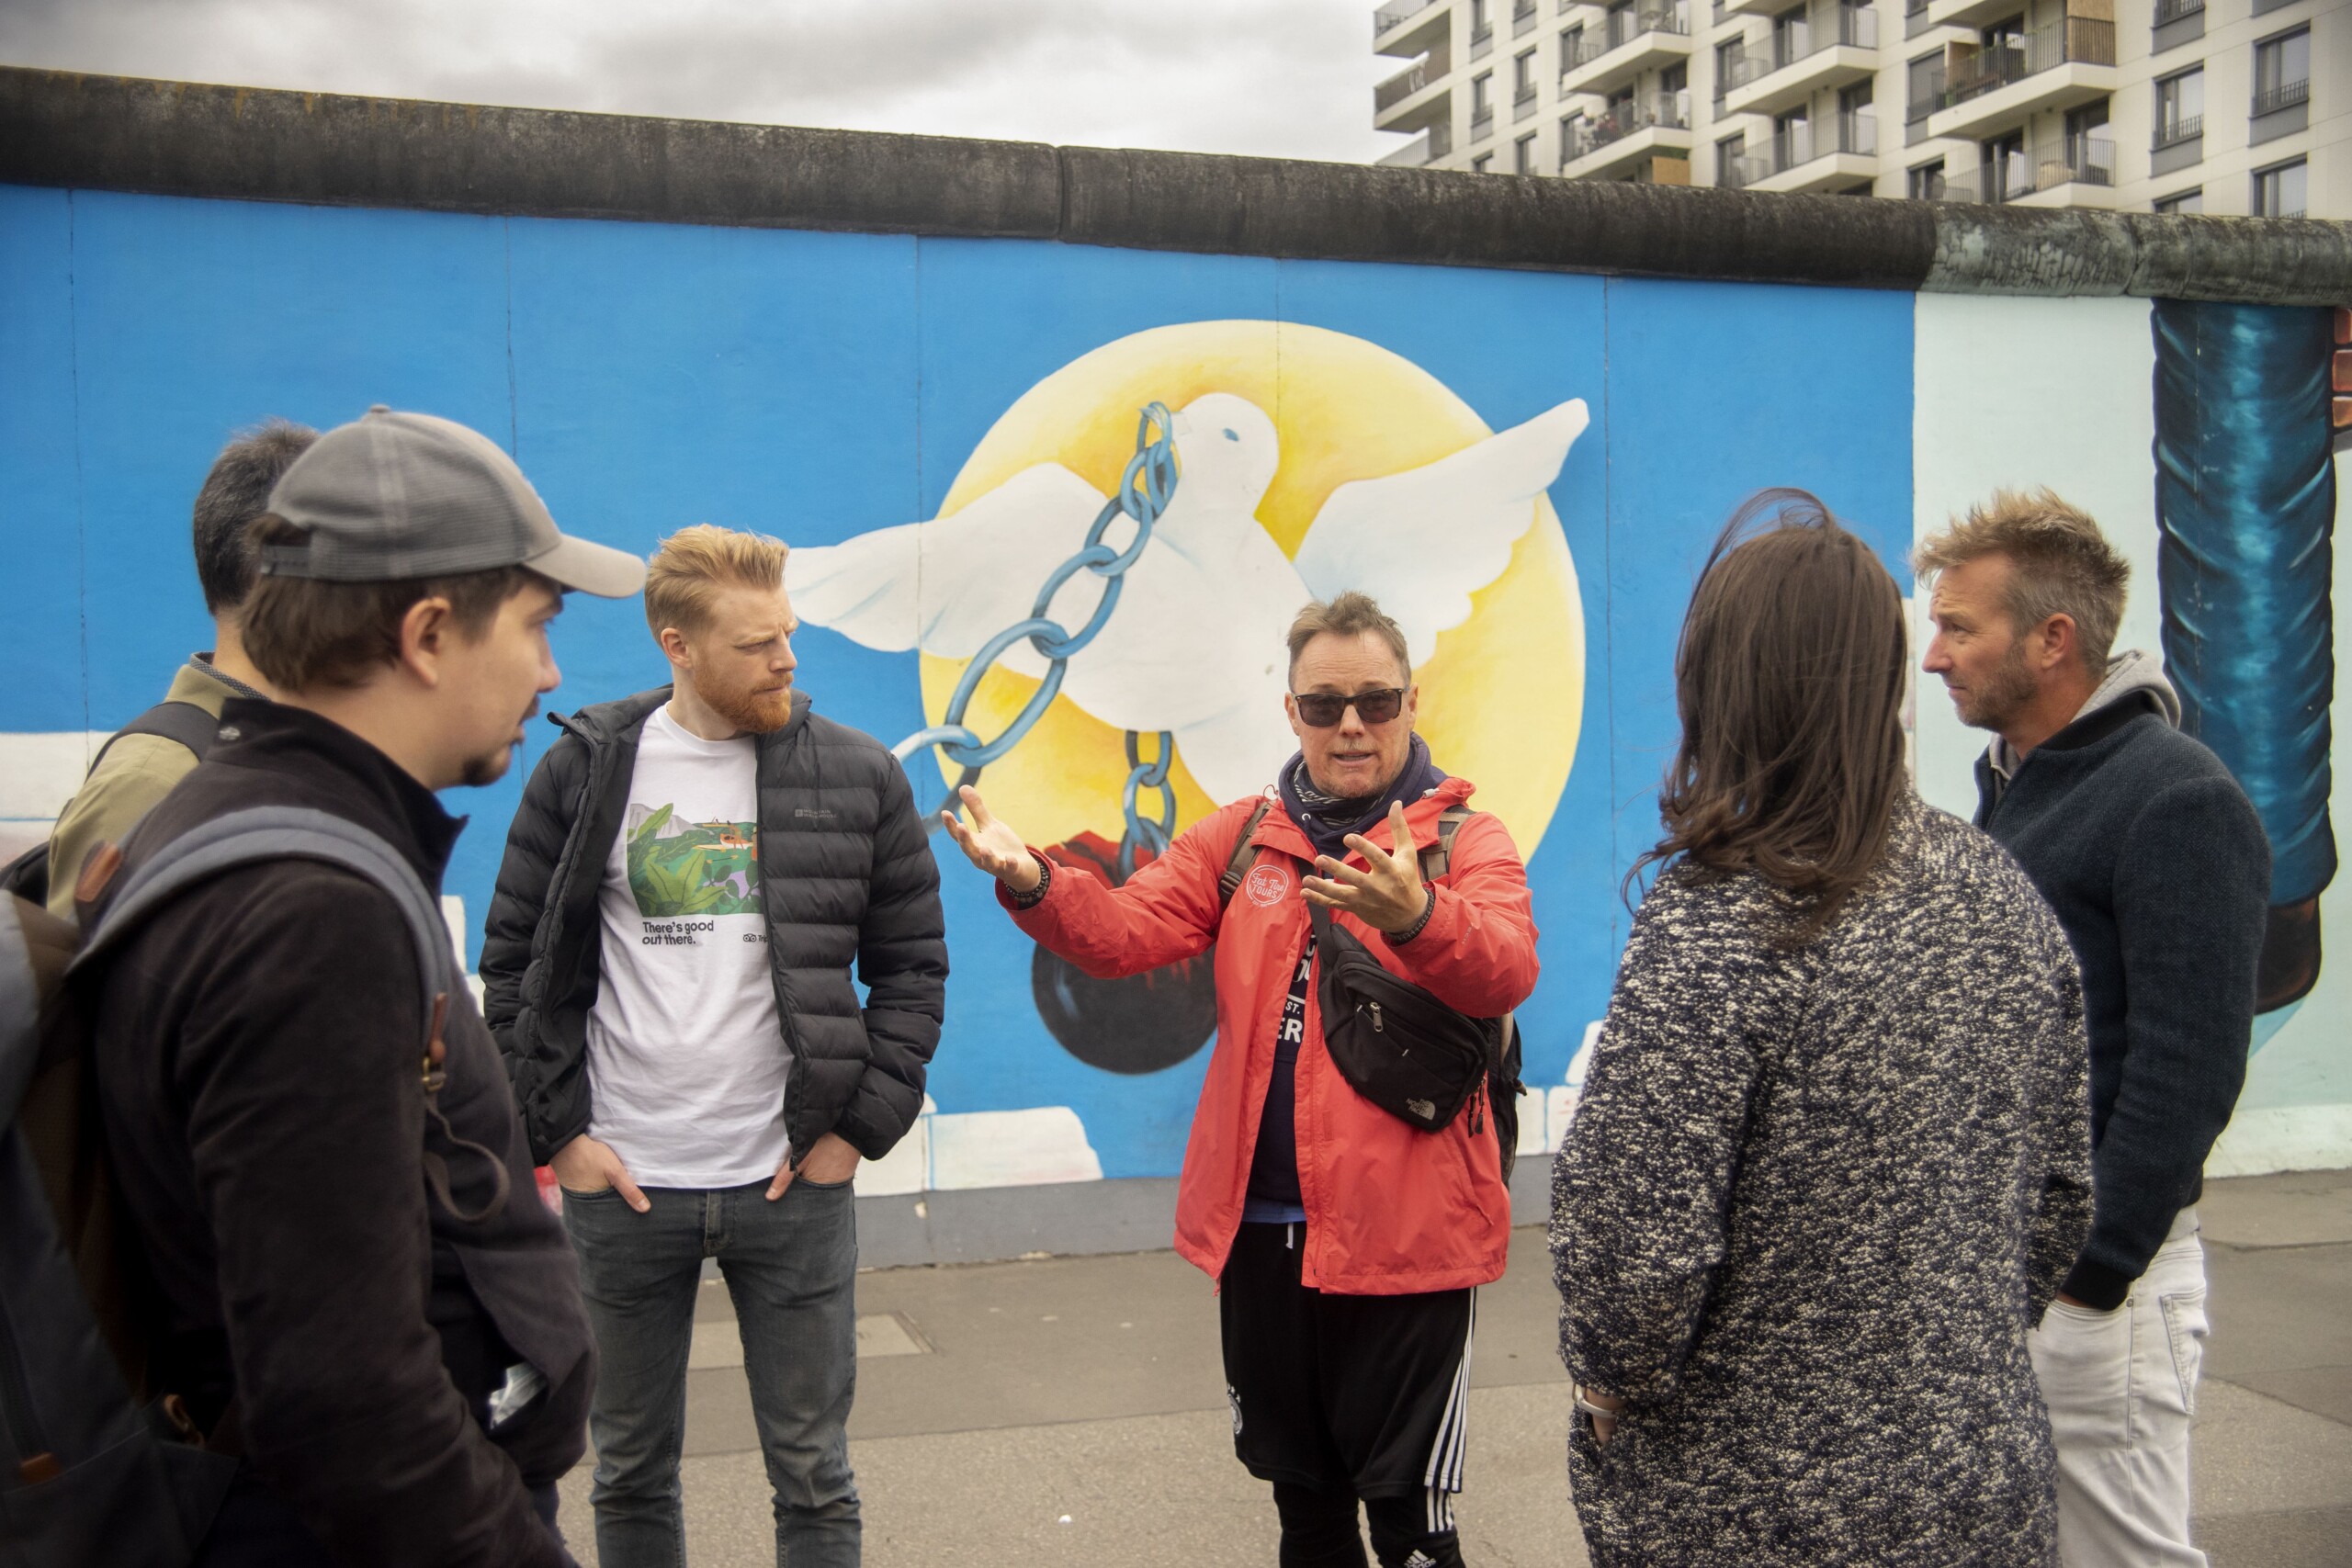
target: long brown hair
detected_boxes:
[1634,490,1909,942]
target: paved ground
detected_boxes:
[556,1168,2352,1566]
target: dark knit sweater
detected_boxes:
[1552,798,2091,1568]
[1975,694,2269,1309]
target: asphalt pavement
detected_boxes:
[556,1168,2352,1567]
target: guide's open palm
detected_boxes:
[943,785,1042,893]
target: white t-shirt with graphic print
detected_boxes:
[583,704,791,1189]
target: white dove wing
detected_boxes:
[783,463,1109,658]
[1290,398,1589,667]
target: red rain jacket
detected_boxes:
[1002,776,1539,1294]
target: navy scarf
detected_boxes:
[1278,734,1447,864]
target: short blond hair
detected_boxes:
[644,525,788,638]
[1286,592,1410,683]
[1913,489,2130,672]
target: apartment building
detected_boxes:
[1371,0,2346,216]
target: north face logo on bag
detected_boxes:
[1244,862,1290,908]
[1407,1097,1436,1121]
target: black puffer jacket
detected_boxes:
[481,686,947,1167]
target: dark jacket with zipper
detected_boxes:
[1975,690,2269,1309]
[481,686,947,1168]
[85,699,593,1568]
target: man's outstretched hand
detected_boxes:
[942,784,1042,894]
[1302,800,1430,934]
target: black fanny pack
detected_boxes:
[1307,899,1502,1137]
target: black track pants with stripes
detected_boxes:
[1220,1221,1476,1561]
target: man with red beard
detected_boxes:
[483,525,946,1568]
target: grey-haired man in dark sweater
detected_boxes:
[1919,490,2269,1568]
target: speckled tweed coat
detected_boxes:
[1551,797,2092,1568]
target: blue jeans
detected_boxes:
[563,1177,861,1568]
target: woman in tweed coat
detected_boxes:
[1550,492,2093,1567]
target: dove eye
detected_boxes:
[1222,428,1239,442]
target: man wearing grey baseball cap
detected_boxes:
[80,407,643,1568]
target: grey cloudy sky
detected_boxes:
[0,0,1397,164]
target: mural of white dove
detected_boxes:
[785,391,1590,804]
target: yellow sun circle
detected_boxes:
[922,320,1582,854]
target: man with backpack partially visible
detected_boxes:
[40,419,314,919]
[941,592,1540,1568]
[74,407,644,1566]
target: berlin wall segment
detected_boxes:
[0,68,2344,1258]
[3,67,2348,303]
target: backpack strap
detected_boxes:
[1419,805,1477,885]
[70,807,508,1224]
[1216,798,1277,909]
[85,699,220,779]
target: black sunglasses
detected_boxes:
[1292,688,1407,728]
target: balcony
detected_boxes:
[1723,0,1803,17]
[2253,77,2309,118]
[1472,17,1495,58]
[1906,0,1933,38]
[1939,135,2117,205]
[1720,6,1882,118]
[1924,17,2117,142]
[1379,119,1458,165]
[1515,82,1541,120]
[1559,90,1696,178]
[1725,110,1880,192]
[1558,2,1694,98]
[1471,102,1495,140]
[1374,32,1454,123]
[2252,73,2311,145]
[1514,0,1540,35]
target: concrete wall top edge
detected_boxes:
[3,66,2346,305]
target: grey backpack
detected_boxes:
[0,807,497,1565]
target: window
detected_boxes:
[1841,81,1876,154]
[1515,133,1539,174]
[2254,159,2307,218]
[1717,132,1746,185]
[1714,38,1743,100]
[2155,68,2203,144]
[2154,187,2203,214]
[1772,6,1813,67]
[1473,72,1493,114]
[1473,152,1496,173]
[1607,0,1634,50]
[1983,128,2026,201]
[2253,28,2311,115]
[1472,0,1492,33]
[1564,26,1586,72]
[1515,48,1539,98]
[1661,62,1690,126]
[1561,111,1588,167]
[2065,99,2112,182]
[1907,51,1943,123]
[1908,160,1948,200]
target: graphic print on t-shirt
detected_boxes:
[624,802,762,918]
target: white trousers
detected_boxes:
[2029,1209,2210,1568]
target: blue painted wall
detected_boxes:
[0,185,1928,1182]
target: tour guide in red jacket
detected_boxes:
[945,592,1538,1568]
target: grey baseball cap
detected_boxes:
[261,406,645,598]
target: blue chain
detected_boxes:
[895,403,1182,872]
